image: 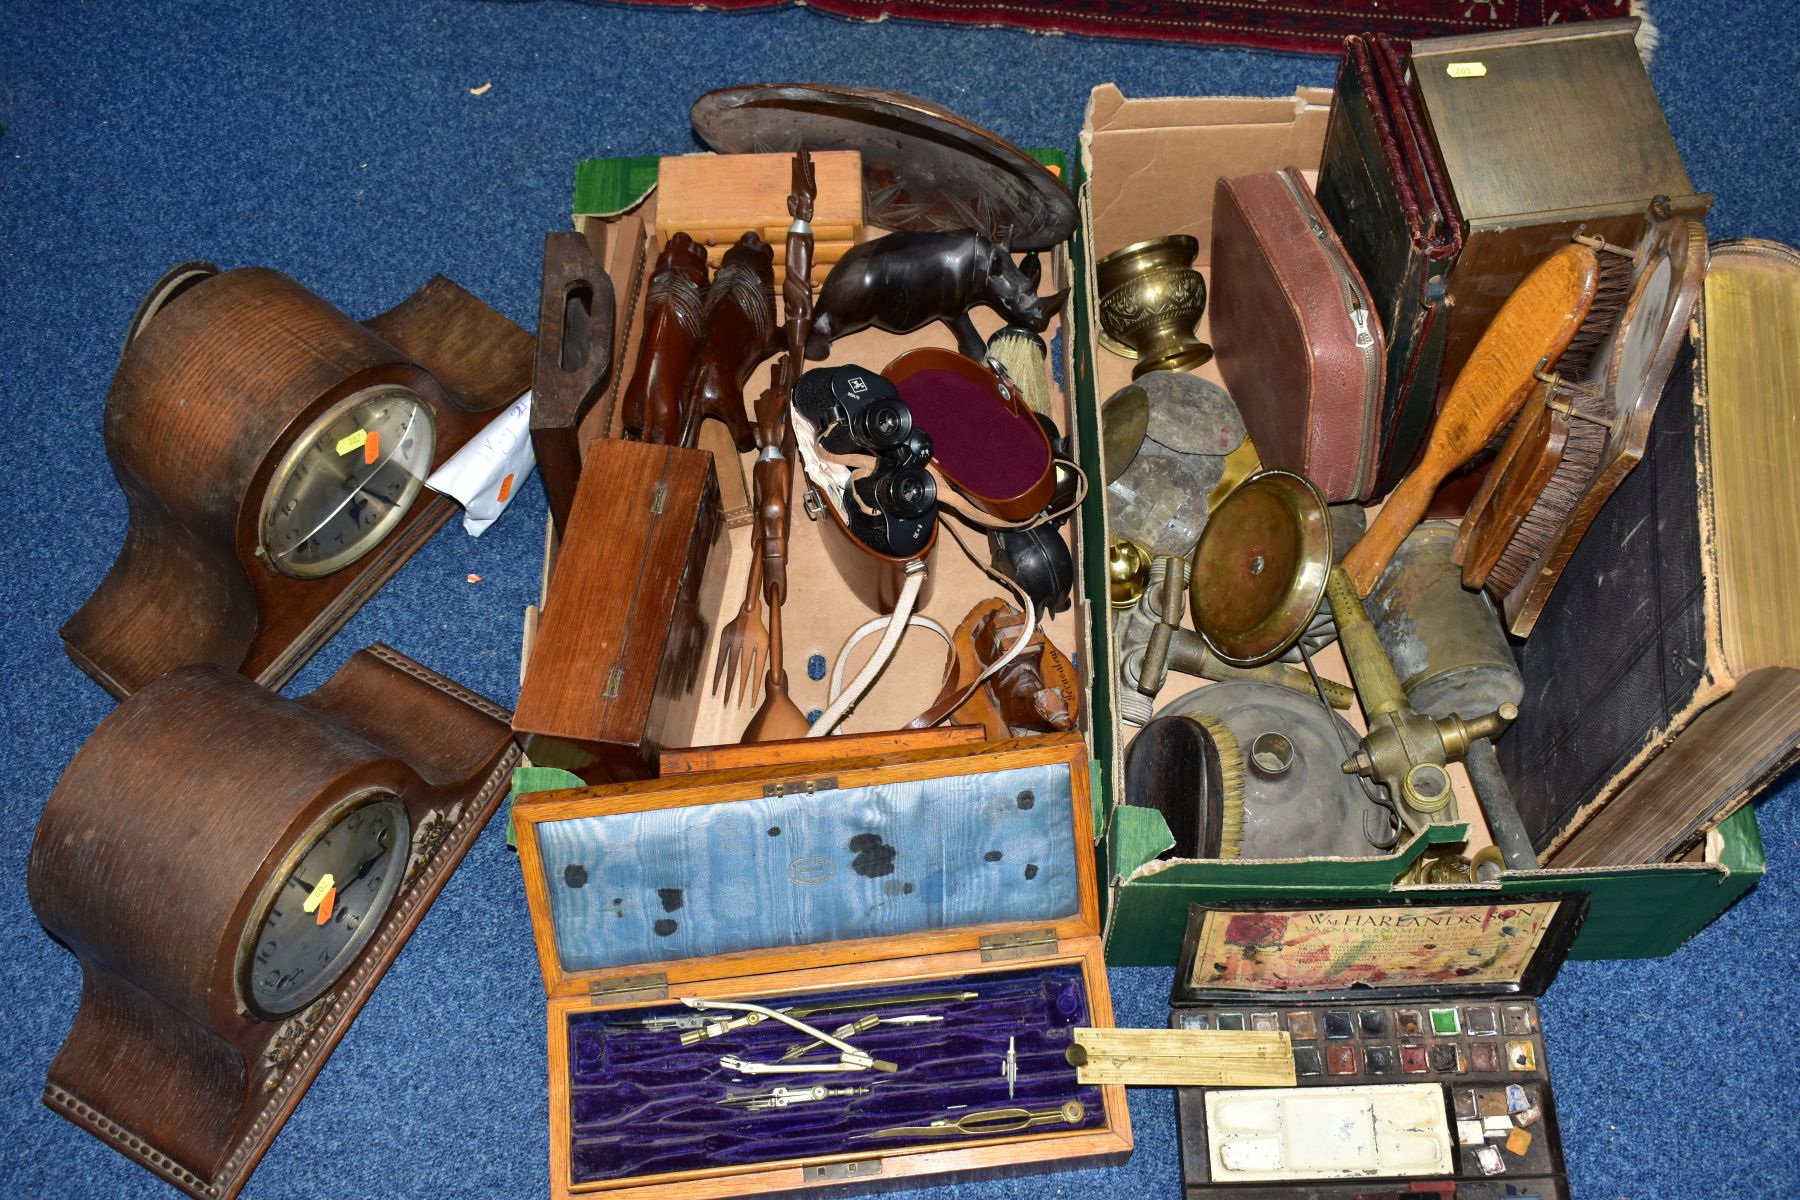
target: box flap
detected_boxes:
[514,735,1099,997]
[1172,891,1591,1005]
[1078,83,1332,268]
[572,155,659,218]
[1084,83,1330,136]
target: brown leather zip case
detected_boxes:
[1211,168,1386,502]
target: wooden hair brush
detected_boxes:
[1340,242,1602,596]
[1124,711,1245,859]
[1457,216,1707,635]
[1455,231,1639,593]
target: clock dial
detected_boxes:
[241,793,410,1018]
[259,384,436,579]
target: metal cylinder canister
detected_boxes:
[1364,522,1523,721]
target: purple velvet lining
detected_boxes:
[898,369,1050,502]
[566,966,1102,1183]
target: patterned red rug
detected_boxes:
[608,0,1634,55]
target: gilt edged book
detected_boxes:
[1501,239,1800,865]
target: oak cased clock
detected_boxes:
[28,645,520,1200]
[60,263,534,698]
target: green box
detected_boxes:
[1067,85,1765,966]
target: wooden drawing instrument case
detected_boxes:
[1170,893,1586,1199]
[512,735,1131,1199]
[512,437,727,781]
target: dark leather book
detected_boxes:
[1315,33,1462,497]
[1501,240,1800,864]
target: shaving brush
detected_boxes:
[986,325,1054,417]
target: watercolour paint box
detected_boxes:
[1170,894,1586,1200]
[510,734,1131,1200]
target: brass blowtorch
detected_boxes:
[1323,566,1517,833]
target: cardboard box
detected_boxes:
[1069,84,1764,967]
[531,150,1092,756]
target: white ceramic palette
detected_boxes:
[1204,1083,1453,1182]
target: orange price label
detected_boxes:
[363,429,380,465]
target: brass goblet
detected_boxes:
[1095,235,1212,376]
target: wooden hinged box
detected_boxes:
[1068,83,1764,968]
[511,734,1132,1199]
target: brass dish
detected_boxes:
[1095,235,1212,376]
[1188,470,1332,667]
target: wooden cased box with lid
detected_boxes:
[511,735,1131,1199]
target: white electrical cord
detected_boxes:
[828,614,953,702]
[807,562,928,737]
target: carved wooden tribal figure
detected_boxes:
[808,229,1068,361]
[741,151,817,742]
[686,231,778,451]
[622,232,709,444]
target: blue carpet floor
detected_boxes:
[4,2,1798,1197]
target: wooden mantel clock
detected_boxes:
[60,262,535,698]
[27,644,520,1200]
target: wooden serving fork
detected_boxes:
[711,524,768,705]
[1340,242,1600,595]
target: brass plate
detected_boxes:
[691,84,1077,251]
[1100,383,1150,483]
[1190,471,1331,667]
